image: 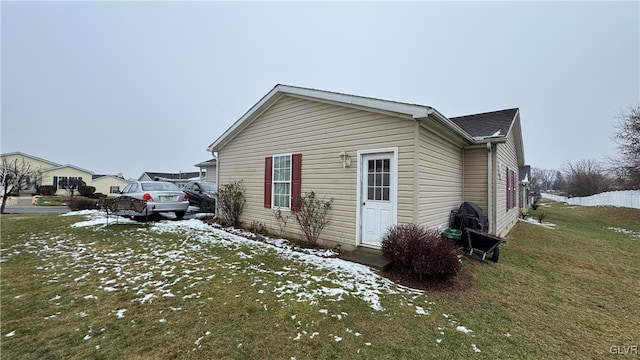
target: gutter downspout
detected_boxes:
[486,142,493,234]
[213,151,219,221]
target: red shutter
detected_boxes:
[291,153,302,211]
[506,168,511,210]
[264,157,272,208]
[512,170,517,209]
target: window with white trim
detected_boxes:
[272,154,291,208]
[110,186,120,194]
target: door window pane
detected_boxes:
[366,157,391,202]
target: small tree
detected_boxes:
[293,191,333,247]
[1,157,40,214]
[563,159,612,197]
[58,178,86,199]
[217,180,246,227]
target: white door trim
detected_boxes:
[356,147,398,248]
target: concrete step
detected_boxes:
[339,249,391,271]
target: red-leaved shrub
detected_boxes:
[382,224,461,281]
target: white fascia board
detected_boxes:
[417,108,476,143]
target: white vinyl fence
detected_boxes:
[541,190,640,209]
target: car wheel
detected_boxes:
[175,211,186,220]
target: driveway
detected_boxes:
[2,196,69,214]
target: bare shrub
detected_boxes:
[382,224,461,281]
[537,212,548,224]
[292,191,333,247]
[217,180,246,227]
[68,197,99,211]
[273,208,289,238]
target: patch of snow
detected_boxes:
[5,331,16,337]
[319,309,328,314]
[436,339,442,344]
[471,344,481,353]
[334,336,342,342]
[293,333,302,341]
[415,306,429,315]
[310,332,319,339]
[456,326,473,334]
[115,309,127,319]
[608,227,640,240]
[519,217,556,228]
[50,295,61,301]
[62,210,102,217]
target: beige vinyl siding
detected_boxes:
[462,147,488,213]
[43,167,93,195]
[416,122,464,229]
[205,165,217,182]
[218,95,416,248]
[92,176,129,197]
[495,131,520,236]
[1,154,57,172]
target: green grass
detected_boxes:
[1,201,639,359]
[34,196,69,206]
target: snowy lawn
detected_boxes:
[1,211,482,359]
[1,201,639,359]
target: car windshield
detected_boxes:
[200,182,217,192]
[141,182,180,191]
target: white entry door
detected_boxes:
[360,153,395,248]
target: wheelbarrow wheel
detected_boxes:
[491,247,500,262]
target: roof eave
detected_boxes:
[415,109,477,143]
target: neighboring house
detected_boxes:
[1,152,126,196]
[40,164,94,196]
[138,172,201,188]
[194,158,217,182]
[207,85,528,251]
[92,175,130,196]
[1,152,59,193]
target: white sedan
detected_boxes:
[118,181,190,219]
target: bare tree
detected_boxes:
[1,158,40,214]
[612,106,640,189]
[58,178,86,199]
[531,167,557,192]
[563,159,612,197]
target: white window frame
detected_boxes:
[272,153,292,209]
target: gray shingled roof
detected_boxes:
[450,108,518,139]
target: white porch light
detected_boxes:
[339,151,351,168]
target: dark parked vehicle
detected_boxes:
[182,181,217,213]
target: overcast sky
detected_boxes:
[2,1,638,179]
